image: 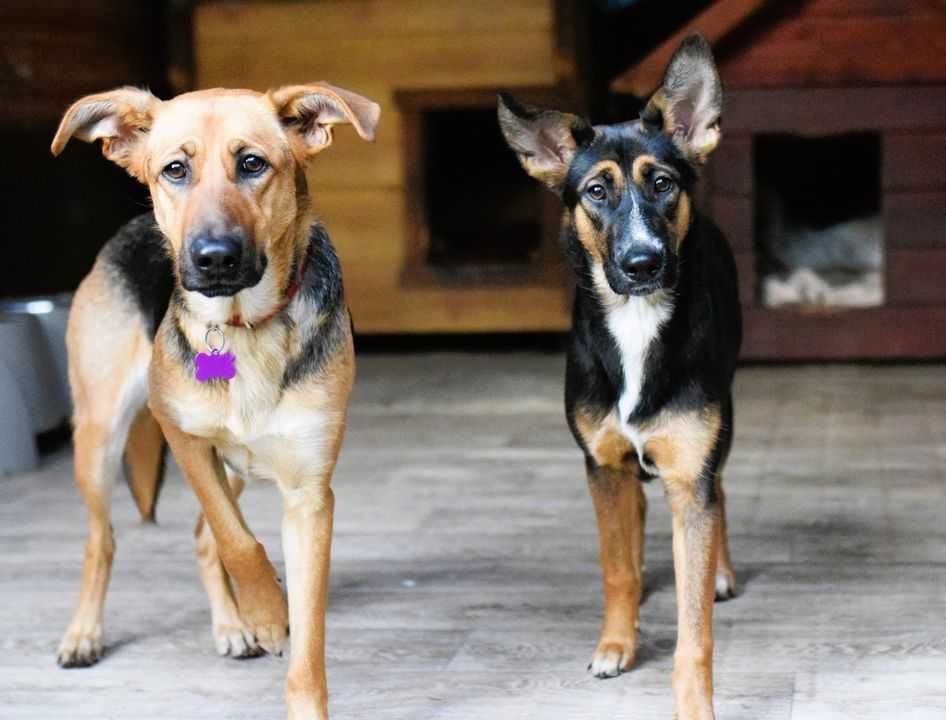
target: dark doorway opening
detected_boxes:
[754,132,884,309]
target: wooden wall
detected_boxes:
[1,2,165,298]
[708,0,946,358]
[195,1,572,333]
[704,86,946,359]
[718,0,946,88]
[197,0,946,355]
[1,1,166,126]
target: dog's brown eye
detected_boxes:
[654,176,674,193]
[240,155,267,175]
[587,184,607,201]
[162,161,187,182]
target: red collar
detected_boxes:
[225,254,309,328]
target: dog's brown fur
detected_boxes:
[52,83,379,720]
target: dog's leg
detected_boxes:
[647,411,722,720]
[713,398,736,600]
[587,464,645,678]
[124,407,165,523]
[282,482,335,720]
[666,486,719,720]
[59,329,148,668]
[158,421,289,655]
[713,472,736,600]
[57,420,119,667]
[194,471,262,658]
[59,392,144,666]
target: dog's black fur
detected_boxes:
[101,213,174,338]
[499,35,741,503]
[566,208,741,492]
[499,36,742,709]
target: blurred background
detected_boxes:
[4,0,946,344]
[1,5,945,718]
[1,0,945,467]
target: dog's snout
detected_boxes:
[620,250,663,282]
[181,229,263,297]
[190,235,243,280]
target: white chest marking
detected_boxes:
[168,318,333,487]
[592,265,673,468]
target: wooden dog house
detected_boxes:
[192,1,590,334]
[191,1,944,356]
[612,0,946,359]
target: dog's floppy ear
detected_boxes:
[642,34,722,164]
[497,92,593,192]
[50,87,160,182]
[269,82,381,157]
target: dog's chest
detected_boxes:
[601,294,673,469]
[604,294,672,424]
[171,327,331,484]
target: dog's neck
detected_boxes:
[222,252,309,329]
[586,263,674,422]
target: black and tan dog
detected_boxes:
[499,35,741,719]
[51,82,379,719]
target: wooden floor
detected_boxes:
[2,356,945,719]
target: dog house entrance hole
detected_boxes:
[419,107,547,281]
[754,132,884,309]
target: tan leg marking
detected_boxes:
[574,408,633,471]
[587,466,647,678]
[193,473,264,658]
[713,472,736,600]
[124,407,165,522]
[156,420,289,656]
[643,407,722,720]
[283,484,335,720]
[59,287,150,668]
[58,421,116,667]
[575,407,647,678]
[281,343,351,720]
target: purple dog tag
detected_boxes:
[195,351,237,382]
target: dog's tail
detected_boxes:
[124,408,167,523]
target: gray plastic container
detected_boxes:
[0,294,72,432]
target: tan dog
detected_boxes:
[51,83,380,719]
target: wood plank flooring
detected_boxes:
[1,357,944,719]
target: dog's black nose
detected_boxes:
[621,250,663,282]
[189,235,243,281]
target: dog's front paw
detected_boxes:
[588,638,636,678]
[236,577,289,657]
[209,599,264,659]
[57,625,104,668]
[213,620,263,659]
[714,567,737,601]
[250,621,289,657]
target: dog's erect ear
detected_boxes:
[268,82,381,157]
[497,92,593,192]
[51,87,160,182]
[642,34,722,164]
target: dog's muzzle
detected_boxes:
[606,247,668,296]
[182,233,264,297]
